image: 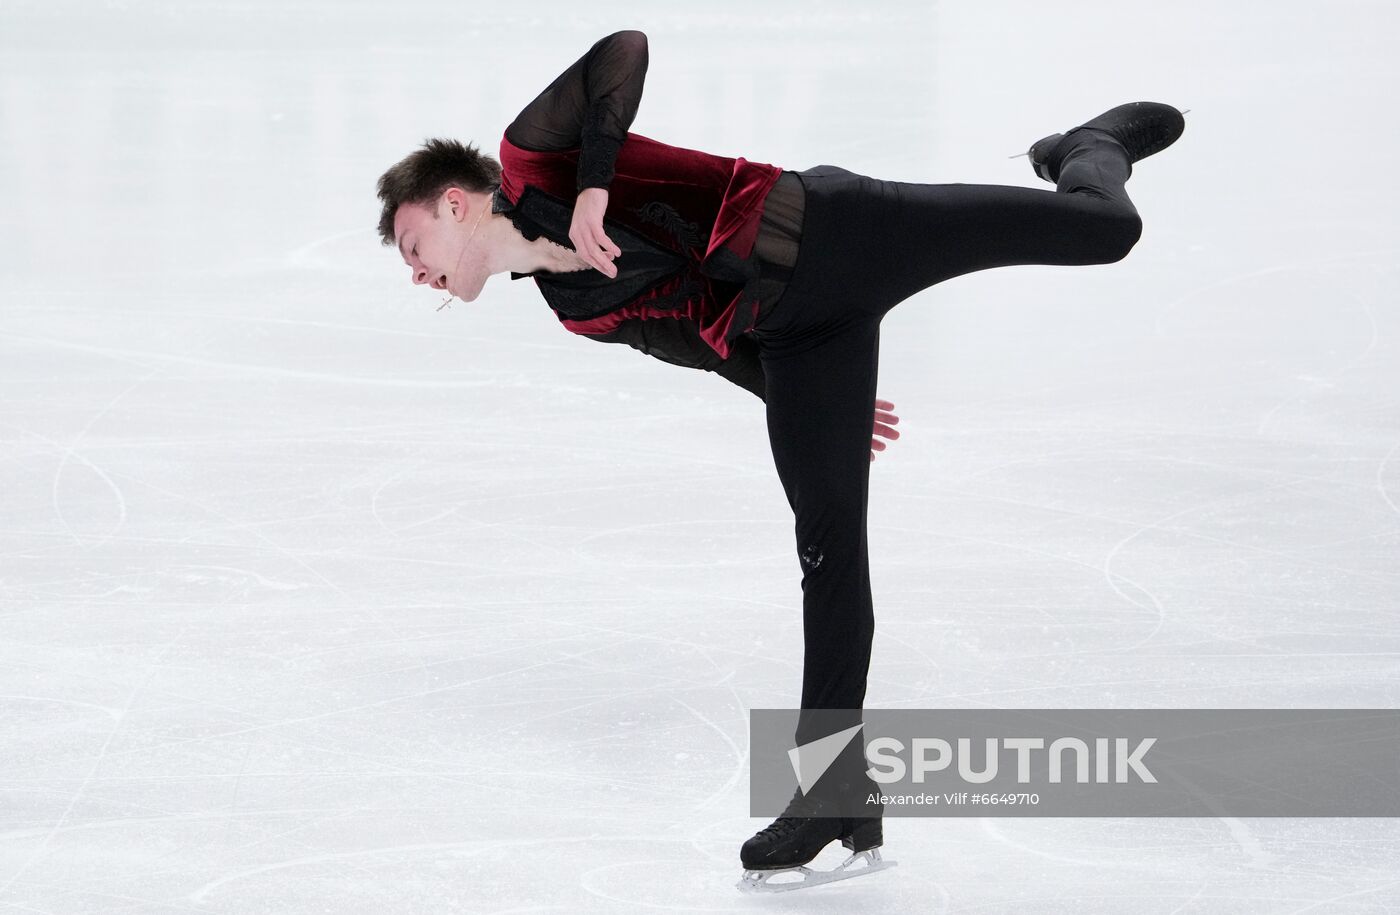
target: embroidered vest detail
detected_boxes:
[632,200,705,253]
[497,184,701,322]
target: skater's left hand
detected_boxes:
[571,187,621,278]
[871,398,900,462]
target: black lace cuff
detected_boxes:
[578,106,626,191]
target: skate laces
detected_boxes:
[756,791,826,838]
[755,815,812,841]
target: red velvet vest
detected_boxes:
[497,131,783,360]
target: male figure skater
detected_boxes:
[375,29,1184,891]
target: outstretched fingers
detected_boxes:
[870,398,901,462]
[578,225,620,277]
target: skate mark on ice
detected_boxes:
[95,468,419,673]
[186,839,577,905]
[0,694,123,719]
[670,695,747,814]
[168,621,732,768]
[1101,466,1400,655]
[0,627,189,900]
[873,519,1106,628]
[1255,284,1379,437]
[367,456,460,538]
[1149,249,1396,338]
[48,370,156,546]
[1281,875,1400,915]
[0,330,506,388]
[163,564,304,592]
[1377,440,1400,522]
[0,398,137,551]
[281,226,372,270]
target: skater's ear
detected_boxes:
[439,186,470,223]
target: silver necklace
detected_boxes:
[440,200,493,310]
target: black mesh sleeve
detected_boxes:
[586,318,766,402]
[504,30,649,193]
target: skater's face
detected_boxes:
[393,187,472,296]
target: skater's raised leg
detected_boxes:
[778,102,1185,318]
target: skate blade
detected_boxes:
[736,848,897,894]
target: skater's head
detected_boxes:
[377,138,501,299]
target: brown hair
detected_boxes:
[376,138,502,246]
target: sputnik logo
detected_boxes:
[788,724,865,795]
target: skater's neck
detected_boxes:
[471,195,587,277]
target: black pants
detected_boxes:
[750,131,1141,744]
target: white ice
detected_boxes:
[2,1,1399,912]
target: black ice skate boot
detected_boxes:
[740,789,843,870]
[740,791,883,869]
[1028,101,1185,183]
[738,783,892,892]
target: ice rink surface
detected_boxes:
[2,0,1399,911]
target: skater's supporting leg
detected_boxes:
[760,317,882,745]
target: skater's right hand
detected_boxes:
[571,187,621,278]
[871,398,900,462]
